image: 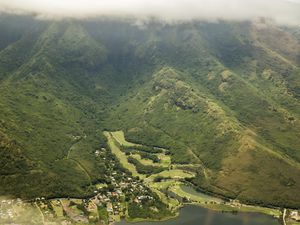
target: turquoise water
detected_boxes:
[117,205,280,225]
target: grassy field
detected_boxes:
[148,180,281,218]
[236,204,281,218]
[105,131,189,212]
[148,169,195,181]
[157,153,172,167]
[104,131,141,178]
[170,184,222,203]
[167,183,281,217]
[105,131,192,181]
[95,183,107,189]
[131,153,171,168]
[104,130,283,219]
[149,180,176,189]
[131,154,157,166]
[50,200,64,217]
[110,131,138,147]
[150,186,180,210]
[287,221,300,225]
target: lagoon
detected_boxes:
[117,205,280,225]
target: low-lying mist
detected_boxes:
[0,0,300,26]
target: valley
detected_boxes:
[0,15,300,225]
[2,130,298,225]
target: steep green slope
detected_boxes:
[109,66,300,208]
[0,21,110,198]
[0,16,300,208]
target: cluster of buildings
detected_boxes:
[88,174,153,216]
[0,146,156,225]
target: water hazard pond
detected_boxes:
[117,205,280,225]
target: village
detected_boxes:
[0,146,158,225]
[1,132,300,225]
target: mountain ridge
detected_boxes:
[0,15,300,208]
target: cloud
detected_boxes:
[0,0,299,26]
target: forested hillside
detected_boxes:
[0,15,300,208]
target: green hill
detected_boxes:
[0,15,300,208]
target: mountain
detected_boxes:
[0,14,300,208]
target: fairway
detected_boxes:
[157,153,172,167]
[131,153,171,168]
[104,131,141,178]
[151,187,180,209]
[148,169,195,180]
[131,154,156,166]
[110,131,139,147]
[95,183,108,189]
[149,180,177,189]
[103,131,282,219]
[169,184,222,203]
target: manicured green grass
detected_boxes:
[104,131,142,178]
[157,153,172,167]
[149,180,177,189]
[95,183,107,189]
[110,131,138,147]
[148,181,181,209]
[131,153,171,168]
[148,169,195,181]
[169,184,222,203]
[287,221,300,225]
[131,154,157,166]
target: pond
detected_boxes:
[117,205,280,225]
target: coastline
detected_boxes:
[115,202,284,225]
[117,199,281,225]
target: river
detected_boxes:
[117,205,280,225]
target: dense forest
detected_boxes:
[0,14,300,208]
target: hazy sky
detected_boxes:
[0,0,299,26]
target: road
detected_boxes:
[283,208,287,225]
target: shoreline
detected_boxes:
[115,203,283,225]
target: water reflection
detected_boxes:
[117,205,280,225]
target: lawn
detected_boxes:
[104,131,141,178]
[149,180,177,189]
[95,183,108,189]
[110,131,138,147]
[148,169,195,181]
[157,153,172,167]
[169,184,222,203]
[131,153,171,168]
[131,154,157,166]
